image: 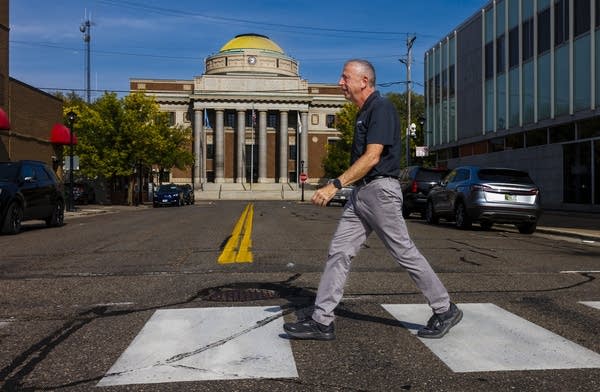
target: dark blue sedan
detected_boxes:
[153,184,184,207]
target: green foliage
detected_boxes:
[322,103,358,178]
[61,92,194,180]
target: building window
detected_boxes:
[574,0,591,37]
[508,26,519,68]
[448,65,455,97]
[289,145,297,160]
[489,137,505,152]
[207,144,214,159]
[578,116,600,139]
[563,141,592,203]
[434,74,441,102]
[574,34,592,111]
[537,7,551,54]
[496,35,505,74]
[485,42,494,79]
[441,70,448,97]
[225,112,235,127]
[522,18,534,62]
[550,123,575,143]
[526,128,548,147]
[168,112,176,126]
[506,132,524,149]
[555,0,569,46]
[267,113,278,128]
[326,114,336,128]
[596,0,600,28]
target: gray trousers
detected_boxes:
[312,177,450,326]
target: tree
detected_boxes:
[322,102,358,178]
[387,92,435,167]
[64,92,193,205]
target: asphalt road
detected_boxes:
[1,201,599,391]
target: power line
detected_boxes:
[96,0,418,38]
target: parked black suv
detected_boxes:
[0,160,65,234]
[399,166,449,219]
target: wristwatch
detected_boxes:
[328,178,342,189]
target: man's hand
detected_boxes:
[311,184,338,207]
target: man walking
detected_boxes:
[284,59,462,341]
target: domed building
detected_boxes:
[130,33,346,195]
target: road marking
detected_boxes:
[218,203,254,264]
[98,306,297,386]
[580,301,600,310]
[560,270,600,274]
[382,303,600,372]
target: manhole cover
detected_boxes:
[203,288,280,302]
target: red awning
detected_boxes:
[49,123,78,145]
[0,108,10,130]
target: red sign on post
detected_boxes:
[300,173,308,183]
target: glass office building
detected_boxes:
[425,0,600,209]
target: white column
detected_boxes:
[193,109,203,188]
[300,111,309,176]
[278,110,288,183]
[215,109,225,183]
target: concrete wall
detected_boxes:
[447,144,564,209]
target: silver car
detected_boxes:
[425,166,542,234]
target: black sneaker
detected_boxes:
[283,318,335,341]
[417,302,463,339]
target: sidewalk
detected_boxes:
[64,204,600,242]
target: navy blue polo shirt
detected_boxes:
[350,91,401,178]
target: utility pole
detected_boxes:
[80,11,92,103]
[400,35,416,167]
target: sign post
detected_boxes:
[299,160,307,202]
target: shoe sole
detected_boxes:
[417,308,463,339]
[284,329,336,341]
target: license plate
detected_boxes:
[504,194,517,201]
[162,199,168,202]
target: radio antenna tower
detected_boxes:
[80,10,92,103]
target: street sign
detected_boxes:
[416,146,429,157]
[300,173,308,183]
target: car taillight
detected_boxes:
[411,180,417,193]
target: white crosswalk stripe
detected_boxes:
[579,301,600,310]
[99,302,600,386]
[98,306,298,387]
[382,303,600,372]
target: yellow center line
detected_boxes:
[218,203,254,264]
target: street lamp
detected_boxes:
[66,110,77,212]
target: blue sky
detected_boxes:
[9,0,487,99]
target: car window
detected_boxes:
[415,169,447,182]
[36,166,50,181]
[21,164,35,180]
[454,169,470,182]
[478,169,533,184]
[444,170,457,183]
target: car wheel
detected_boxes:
[455,202,472,229]
[1,202,23,235]
[425,201,439,224]
[517,222,537,234]
[402,204,411,219]
[480,221,493,230]
[46,199,65,227]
